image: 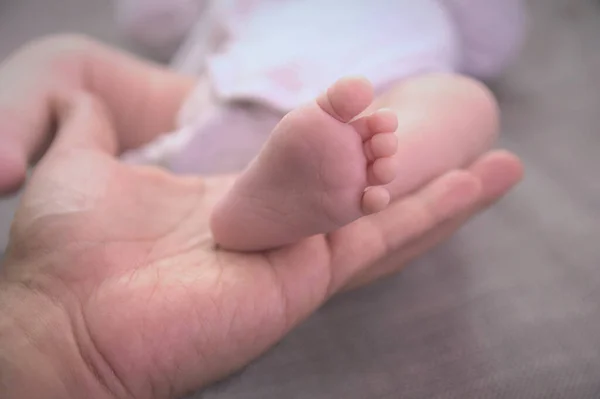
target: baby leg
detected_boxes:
[370,73,498,201]
[210,73,497,251]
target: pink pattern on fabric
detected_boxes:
[266,65,304,93]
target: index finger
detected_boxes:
[0,35,195,194]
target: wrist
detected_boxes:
[0,284,115,399]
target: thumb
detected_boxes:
[48,93,118,156]
[15,94,118,229]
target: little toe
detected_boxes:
[317,76,374,122]
[368,157,397,185]
[362,186,391,214]
[369,133,398,158]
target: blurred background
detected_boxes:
[0,0,599,398]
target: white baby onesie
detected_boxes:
[122,0,525,174]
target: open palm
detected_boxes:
[0,36,522,399]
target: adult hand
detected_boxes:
[0,36,522,399]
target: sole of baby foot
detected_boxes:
[210,76,399,251]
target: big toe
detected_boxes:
[317,76,374,123]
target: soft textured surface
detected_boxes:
[1,0,600,398]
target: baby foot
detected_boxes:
[210,77,398,251]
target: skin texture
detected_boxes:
[0,36,523,398]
